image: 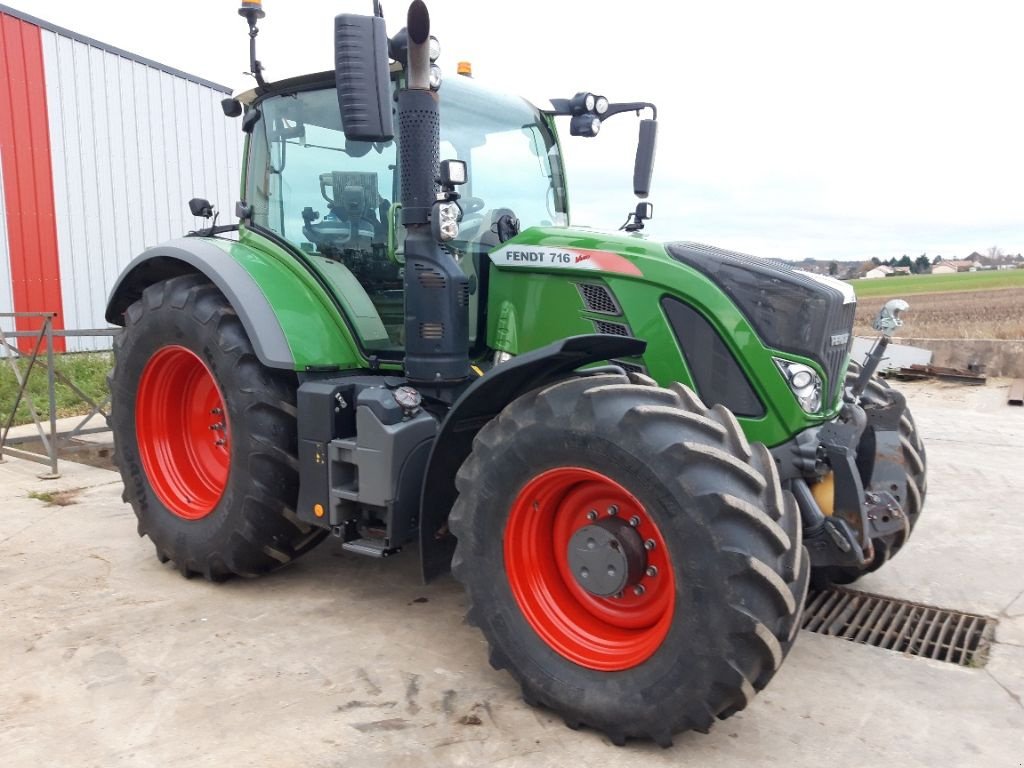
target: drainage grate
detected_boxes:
[802,587,996,667]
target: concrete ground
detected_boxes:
[1,380,1023,767]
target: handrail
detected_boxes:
[0,312,120,478]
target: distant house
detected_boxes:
[932,259,979,275]
[891,266,912,275]
[864,266,893,279]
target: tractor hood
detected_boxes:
[488,225,858,416]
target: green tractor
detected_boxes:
[106,0,927,746]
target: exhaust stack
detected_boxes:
[399,1,470,388]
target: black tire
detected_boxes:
[816,361,927,585]
[449,373,809,746]
[110,274,326,580]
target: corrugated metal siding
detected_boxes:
[38,28,241,350]
[0,12,65,351]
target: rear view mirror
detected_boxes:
[633,119,658,199]
[334,14,394,142]
[188,198,214,218]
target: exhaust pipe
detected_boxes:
[399,0,470,388]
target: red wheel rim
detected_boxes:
[135,345,231,520]
[504,467,675,671]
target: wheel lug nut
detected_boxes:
[644,539,656,551]
[629,515,640,527]
[646,565,658,577]
[210,407,222,415]
[633,584,645,596]
[586,510,598,521]
[613,591,623,599]
[607,505,618,516]
[215,439,226,446]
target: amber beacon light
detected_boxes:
[239,0,265,20]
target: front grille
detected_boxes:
[823,302,856,403]
[802,587,995,667]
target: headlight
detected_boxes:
[774,358,822,414]
[435,201,460,241]
[429,64,442,90]
[594,95,609,115]
[569,114,601,137]
[569,91,596,115]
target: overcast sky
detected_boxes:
[15,0,1024,262]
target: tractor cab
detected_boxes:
[239,73,568,353]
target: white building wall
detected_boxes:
[38,27,241,350]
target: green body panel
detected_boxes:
[205,229,371,371]
[208,214,838,446]
[485,226,842,447]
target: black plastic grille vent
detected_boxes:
[577,283,621,315]
[661,297,765,418]
[458,284,469,308]
[802,587,995,667]
[419,322,444,340]
[593,320,631,337]
[415,263,446,289]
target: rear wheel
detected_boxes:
[815,361,927,585]
[110,274,326,580]
[449,374,809,746]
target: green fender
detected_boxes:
[106,231,371,372]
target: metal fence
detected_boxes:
[0,311,119,478]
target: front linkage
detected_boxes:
[776,300,918,577]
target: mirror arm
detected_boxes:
[543,100,657,121]
[602,102,657,120]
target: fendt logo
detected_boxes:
[490,245,643,276]
[831,333,851,346]
[503,250,574,264]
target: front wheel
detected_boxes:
[449,374,809,746]
[110,274,326,580]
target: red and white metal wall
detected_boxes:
[0,5,242,351]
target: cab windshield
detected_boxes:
[246,76,568,352]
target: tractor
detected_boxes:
[105,0,927,747]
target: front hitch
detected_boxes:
[797,379,913,569]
